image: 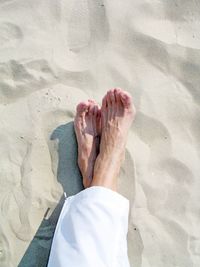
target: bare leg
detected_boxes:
[91,89,136,191]
[74,100,101,188]
[48,93,133,267]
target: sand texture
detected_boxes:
[0,0,200,267]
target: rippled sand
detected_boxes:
[0,1,200,266]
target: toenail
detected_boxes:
[122,94,127,99]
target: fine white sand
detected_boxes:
[0,1,200,266]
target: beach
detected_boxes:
[0,0,200,266]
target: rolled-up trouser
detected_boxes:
[47,186,130,267]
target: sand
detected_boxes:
[0,0,200,266]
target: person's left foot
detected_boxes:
[74,100,101,188]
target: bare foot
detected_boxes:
[91,89,136,191]
[74,100,101,188]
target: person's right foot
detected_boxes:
[91,89,136,191]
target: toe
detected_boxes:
[106,90,113,119]
[109,89,116,106]
[114,88,121,101]
[114,89,123,109]
[102,95,107,109]
[97,105,101,121]
[96,106,102,136]
[119,90,132,110]
[93,105,100,121]
[92,105,98,133]
[106,91,112,107]
[92,105,101,135]
[88,103,95,115]
[76,102,89,115]
[93,105,98,116]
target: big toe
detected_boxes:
[76,101,89,116]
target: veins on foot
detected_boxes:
[92,88,136,191]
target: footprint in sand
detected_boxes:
[0,231,10,267]
[118,150,143,267]
[61,0,109,52]
[0,0,15,5]
[134,111,172,159]
[0,59,56,103]
[0,151,32,242]
[189,236,200,256]
[0,22,23,48]
[118,150,135,203]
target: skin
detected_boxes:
[74,89,136,191]
[74,100,101,188]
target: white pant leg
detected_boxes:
[47,186,130,267]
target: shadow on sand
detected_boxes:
[18,121,83,267]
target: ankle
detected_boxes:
[90,179,117,191]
